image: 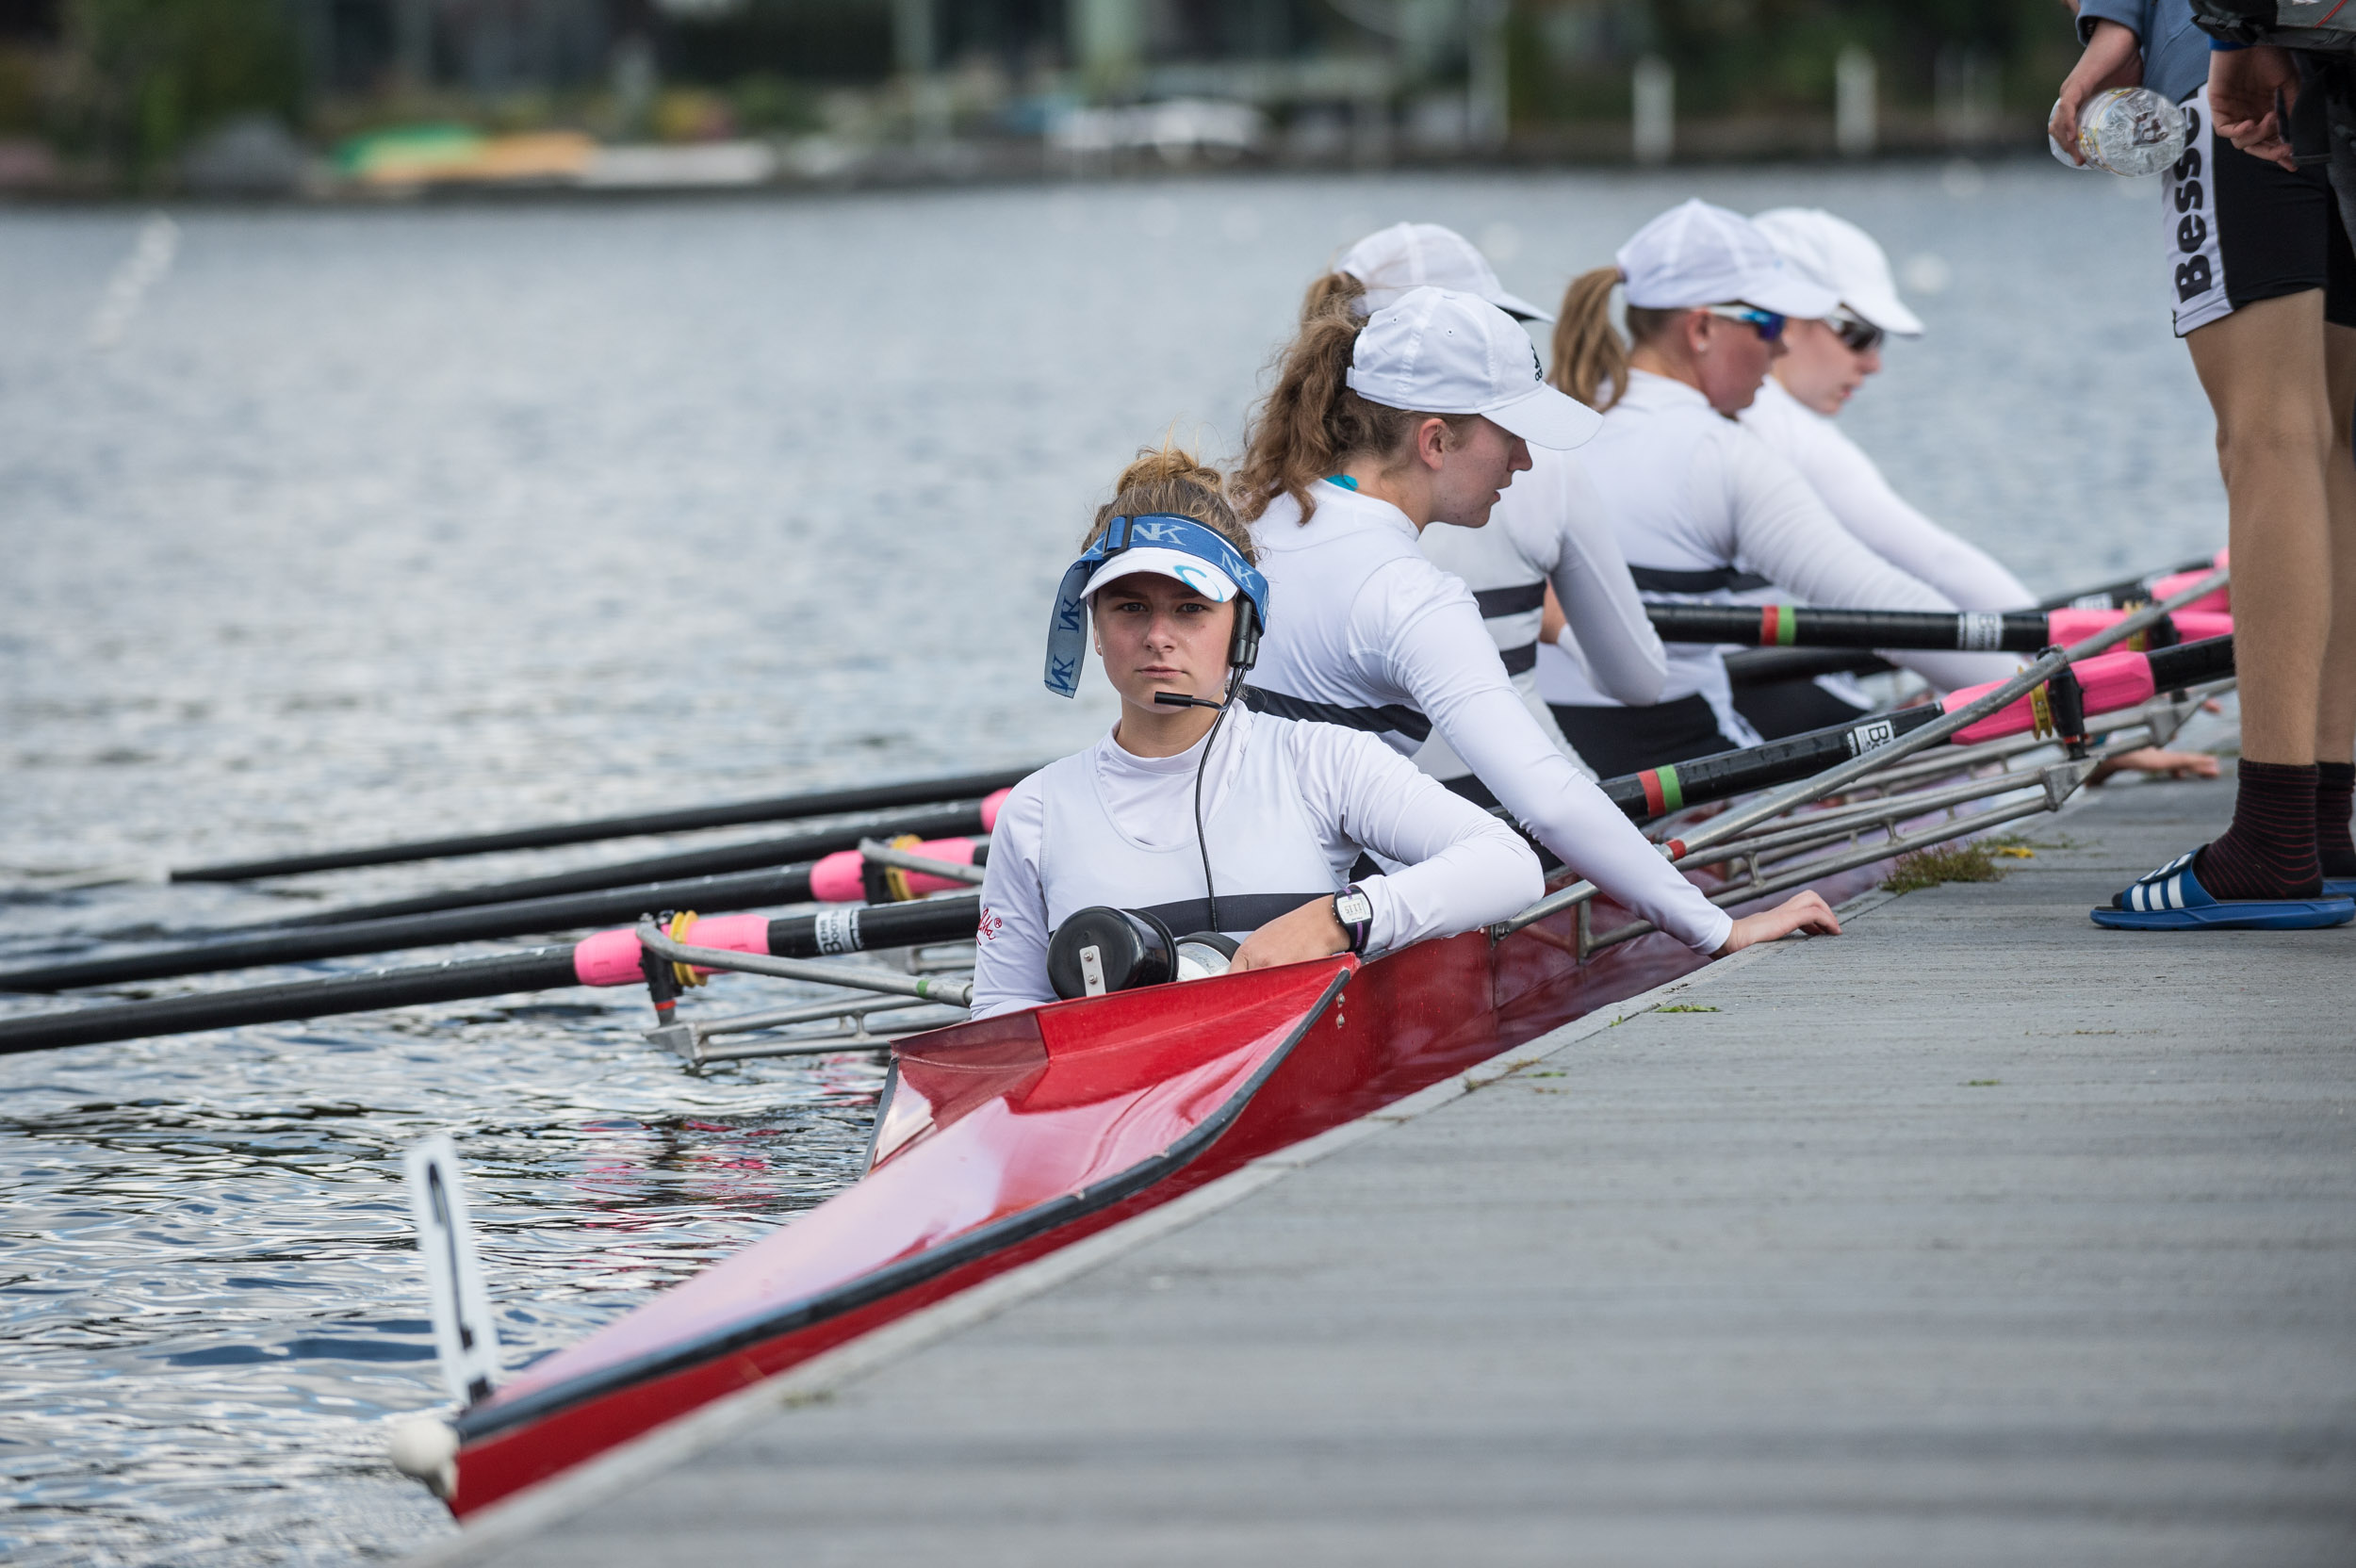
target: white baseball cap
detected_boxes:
[1337,221,1554,322]
[1346,286,1602,449]
[1614,199,1841,320]
[1749,207,1925,337]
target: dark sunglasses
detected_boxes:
[1701,304,1787,342]
[1826,309,1886,354]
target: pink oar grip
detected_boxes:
[980,788,1012,832]
[810,838,980,903]
[809,850,865,903]
[1945,648,2158,744]
[2044,608,2236,645]
[2147,568,2230,615]
[569,913,774,988]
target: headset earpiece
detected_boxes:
[1227,597,1261,674]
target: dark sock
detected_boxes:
[2193,760,2322,899]
[2319,761,2356,879]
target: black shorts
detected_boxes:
[1548,694,1743,782]
[1729,676,1874,743]
[2166,88,2356,336]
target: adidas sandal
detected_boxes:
[2092,851,2355,931]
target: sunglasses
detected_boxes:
[1701,304,1787,342]
[1825,308,1886,355]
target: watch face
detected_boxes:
[1335,890,1373,924]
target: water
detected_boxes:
[0,164,2226,1564]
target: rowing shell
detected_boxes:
[420,856,1888,1520]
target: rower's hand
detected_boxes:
[1711,890,1841,957]
[2050,19,2143,165]
[1231,897,1351,973]
[2210,43,2299,171]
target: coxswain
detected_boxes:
[1231,283,1841,958]
[970,445,1544,1019]
[1735,206,2217,778]
[1305,221,1669,794]
[1534,199,2016,778]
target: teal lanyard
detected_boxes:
[1325,474,1358,491]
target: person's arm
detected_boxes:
[967,780,1055,1019]
[1719,433,2017,691]
[2207,41,2300,170]
[2051,13,2145,162]
[1793,419,2036,611]
[1230,725,1545,972]
[1516,461,1671,706]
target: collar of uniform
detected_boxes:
[1306,476,1419,541]
[1098,696,1253,774]
[1618,368,1712,413]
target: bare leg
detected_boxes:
[2319,322,2356,767]
[2184,290,2334,766]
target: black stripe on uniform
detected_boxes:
[1472,582,1546,617]
[1241,685,1433,744]
[1133,891,1340,937]
[1628,564,1773,595]
[1498,642,1537,676]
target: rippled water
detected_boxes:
[0,162,2225,1564]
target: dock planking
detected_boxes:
[423,772,2356,1568]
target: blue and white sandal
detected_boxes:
[2092,851,2355,931]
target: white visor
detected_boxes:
[1080,548,1240,605]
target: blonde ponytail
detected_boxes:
[1235,312,1472,525]
[1298,270,1366,324]
[1088,440,1255,564]
[1549,266,1687,412]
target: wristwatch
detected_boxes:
[1333,884,1374,955]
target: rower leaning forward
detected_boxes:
[1230,283,1841,958]
[970,446,1545,1018]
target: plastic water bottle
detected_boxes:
[2049,87,2187,176]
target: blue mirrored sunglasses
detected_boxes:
[1701,304,1787,342]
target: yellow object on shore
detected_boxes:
[339,126,597,188]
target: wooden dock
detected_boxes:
[416,772,2356,1567]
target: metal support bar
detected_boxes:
[859,839,987,887]
[633,921,975,1007]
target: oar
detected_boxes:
[1717,552,2220,686]
[1648,603,2231,653]
[237,797,1000,931]
[163,765,1040,883]
[0,897,982,1055]
[0,838,983,994]
[1596,634,2235,825]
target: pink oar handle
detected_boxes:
[2145,547,2230,615]
[810,837,979,903]
[571,912,772,988]
[1944,648,2159,745]
[2044,607,2234,645]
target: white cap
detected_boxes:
[1748,207,1925,337]
[1346,286,1602,449]
[1079,548,1240,605]
[1337,221,1553,322]
[1613,199,1841,320]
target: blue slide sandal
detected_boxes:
[2330,877,2356,899]
[2092,851,2356,931]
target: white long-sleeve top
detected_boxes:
[1543,372,2015,729]
[971,703,1542,1019]
[1421,447,1670,705]
[1244,480,1734,955]
[1739,378,2035,612]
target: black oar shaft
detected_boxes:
[1595,707,1947,823]
[169,767,1036,882]
[268,800,986,929]
[6,862,826,993]
[1647,604,2050,652]
[0,898,983,1054]
[2149,633,2235,690]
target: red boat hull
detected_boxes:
[444,869,1858,1517]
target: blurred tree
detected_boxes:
[56,0,300,176]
